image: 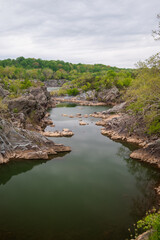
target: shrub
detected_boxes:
[128,209,160,240]
[137,209,160,240]
[13,108,18,113]
[125,53,160,134]
[67,88,79,96]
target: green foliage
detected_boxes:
[67,88,79,96]
[0,77,42,98]
[57,69,133,96]
[128,209,160,240]
[0,57,134,84]
[20,78,32,89]
[13,108,18,113]
[125,52,160,134]
[137,209,160,240]
[57,88,68,96]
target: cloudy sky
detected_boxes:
[0,0,159,67]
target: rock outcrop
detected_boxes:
[130,140,160,167]
[45,79,67,87]
[91,105,160,168]
[77,90,97,101]
[0,118,71,164]
[135,230,152,240]
[8,86,54,130]
[54,87,120,105]
[97,87,120,104]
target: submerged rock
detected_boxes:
[42,129,74,137]
[79,121,88,126]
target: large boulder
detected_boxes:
[97,87,120,103]
[103,102,126,114]
[77,90,97,101]
[0,117,71,164]
[8,86,52,130]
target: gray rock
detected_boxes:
[0,86,9,98]
[8,86,52,130]
[77,90,97,101]
[45,79,67,87]
[135,230,152,240]
[97,87,120,103]
[0,118,71,163]
[104,102,126,114]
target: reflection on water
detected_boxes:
[0,105,159,240]
[56,102,77,108]
[0,153,68,186]
[116,146,160,220]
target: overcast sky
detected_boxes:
[0,0,159,67]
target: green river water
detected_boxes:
[0,103,159,240]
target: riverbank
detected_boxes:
[54,97,108,106]
[54,98,160,170]
[0,85,71,163]
[0,117,71,163]
[52,97,160,208]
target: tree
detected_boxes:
[152,14,160,40]
[125,53,160,134]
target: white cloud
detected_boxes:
[0,0,159,67]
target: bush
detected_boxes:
[125,53,160,134]
[67,88,79,96]
[128,209,160,240]
[137,209,160,240]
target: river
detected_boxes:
[0,103,159,240]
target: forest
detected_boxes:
[0,52,160,135]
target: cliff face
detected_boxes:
[0,85,70,164]
[7,86,55,130]
[0,117,71,164]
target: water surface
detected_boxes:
[0,104,159,240]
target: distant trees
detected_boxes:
[0,57,133,83]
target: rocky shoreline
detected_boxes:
[54,97,160,207]
[0,117,71,164]
[0,86,71,163]
[54,97,160,170]
[92,112,160,169]
[54,97,108,106]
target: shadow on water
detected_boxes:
[116,145,160,219]
[0,152,69,186]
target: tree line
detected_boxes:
[0,57,133,81]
